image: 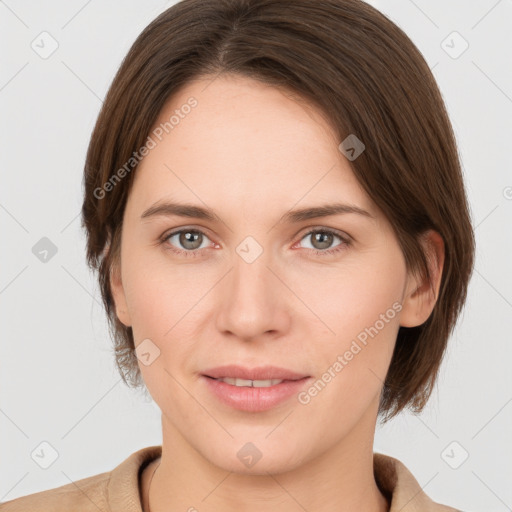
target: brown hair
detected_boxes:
[81,0,475,421]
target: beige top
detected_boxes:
[0,445,460,511]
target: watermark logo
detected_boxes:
[31,441,59,469]
[135,338,161,366]
[441,441,469,469]
[31,31,59,59]
[338,134,365,161]
[236,236,264,263]
[441,31,469,60]
[32,237,58,263]
[237,442,263,468]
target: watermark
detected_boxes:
[93,96,198,200]
[31,31,59,60]
[31,441,59,469]
[440,31,469,60]
[32,236,58,263]
[135,338,161,366]
[440,441,469,469]
[338,134,365,161]
[297,301,402,405]
[237,441,263,468]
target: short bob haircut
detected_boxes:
[81,0,475,422]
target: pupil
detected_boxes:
[181,231,200,249]
[314,232,332,249]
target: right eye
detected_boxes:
[160,228,214,257]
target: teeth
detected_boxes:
[216,377,284,387]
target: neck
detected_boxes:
[145,407,389,512]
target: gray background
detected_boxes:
[1,1,511,510]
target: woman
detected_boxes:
[1,0,474,510]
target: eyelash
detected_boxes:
[159,227,351,259]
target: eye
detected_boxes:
[296,228,351,256]
[160,228,213,257]
[159,226,351,259]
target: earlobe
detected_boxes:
[109,253,133,328]
[399,230,445,328]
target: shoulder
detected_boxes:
[373,452,462,511]
[0,445,162,512]
[0,471,111,512]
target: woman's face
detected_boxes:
[111,73,425,474]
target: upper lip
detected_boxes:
[202,365,310,381]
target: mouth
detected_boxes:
[203,375,302,387]
[201,364,310,382]
[200,365,312,412]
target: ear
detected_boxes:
[399,230,445,328]
[107,242,132,328]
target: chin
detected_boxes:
[199,435,309,476]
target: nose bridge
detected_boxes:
[230,235,275,306]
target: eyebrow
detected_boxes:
[140,201,374,223]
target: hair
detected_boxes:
[81,0,475,422]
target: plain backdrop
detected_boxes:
[1,1,511,510]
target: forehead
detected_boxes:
[127,73,375,219]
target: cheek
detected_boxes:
[297,309,399,436]
[294,252,404,411]
[120,254,213,385]
[122,266,198,404]
[290,248,405,343]
[121,246,208,337]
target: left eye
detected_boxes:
[296,229,349,254]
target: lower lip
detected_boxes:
[202,376,312,412]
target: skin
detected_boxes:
[109,73,444,512]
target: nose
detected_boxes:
[214,246,292,341]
